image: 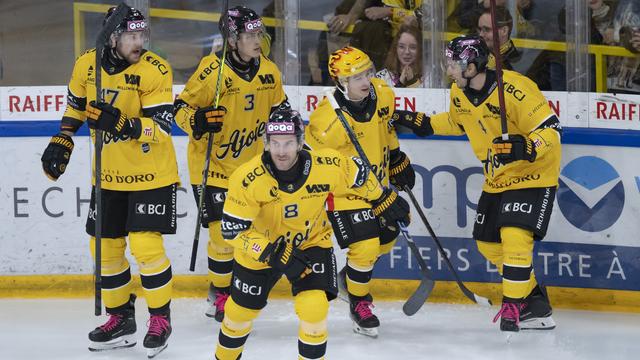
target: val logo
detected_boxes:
[557,156,624,232]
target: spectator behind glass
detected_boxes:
[580,0,640,93]
[477,6,523,72]
[457,0,536,37]
[376,25,424,88]
[607,0,640,92]
[350,1,423,70]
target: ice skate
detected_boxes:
[520,286,556,330]
[493,299,525,332]
[350,297,380,338]
[88,294,137,352]
[205,284,229,322]
[143,313,171,358]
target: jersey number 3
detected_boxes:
[244,94,255,111]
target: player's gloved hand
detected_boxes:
[192,105,226,140]
[260,239,312,283]
[392,110,433,137]
[389,150,415,190]
[372,188,411,229]
[41,132,74,181]
[86,101,139,138]
[492,134,537,165]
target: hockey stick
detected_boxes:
[488,0,509,139]
[93,2,130,316]
[403,186,492,306]
[324,90,435,316]
[189,0,230,272]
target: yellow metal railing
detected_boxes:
[74,2,637,92]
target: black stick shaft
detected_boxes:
[190,0,230,271]
[489,0,509,140]
[93,2,130,316]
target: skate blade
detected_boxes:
[204,304,217,318]
[146,343,168,358]
[352,323,378,338]
[520,316,556,330]
[88,334,136,351]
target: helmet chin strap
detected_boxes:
[459,64,478,90]
[336,79,367,102]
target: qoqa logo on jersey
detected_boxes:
[557,156,624,232]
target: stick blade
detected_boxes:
[473,294,492,307]
[402,276,435,316]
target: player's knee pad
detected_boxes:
[476,239,503,272]
[90,237,128,273]
[346,238,379,269]
[378,238,397,255]
[207,221,234,287]
[296,290,329,360]
[224,296,260,327]
[208,221,234,257]
[92,237,133,309]
[129,232,172,309]
[501,227,534,260]
[500,227,535,299]
[128,231,169,271]
[295,290,329,324]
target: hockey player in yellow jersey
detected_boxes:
[174,6,288,321]
[40,7,178,357]
[306,46,417,337]
[214,109,410,360]
[394,35,561,332]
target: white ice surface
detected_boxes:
[0,298,638,360]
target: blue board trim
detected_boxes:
[1,120,639,147]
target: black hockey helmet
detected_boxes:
[219,6,263,39]
[265,109,305,146]
[103,6,148,45]
[445,35,489,72]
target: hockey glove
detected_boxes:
[392,110,433,137]
[492,134,537,166]
[86,101,140,139]
[389,150,415,190]
[41,132,74,181]
[372,188,411,229]
[260,239,312,283]
[192,105,225,140]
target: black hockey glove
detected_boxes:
[261,239,312,283]
[372,188,411,229]
[389,150,415,190]
[492,134,537,165]
[392,110,433,137]
[192,105,225,140]
[86,101,140,139]
[41,132,74,181]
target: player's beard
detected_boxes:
[121,47,143,64]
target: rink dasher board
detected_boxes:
[1,136,639,312]
[1,85,640,131]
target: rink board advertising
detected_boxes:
[1,86,639,299]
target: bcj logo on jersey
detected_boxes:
[557,156,624,232]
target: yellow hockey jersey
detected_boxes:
[175,53,286,188]
[222,149,383,270]
[63,49,179,191]
[430,70,561,193]
[306,77,399,210]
